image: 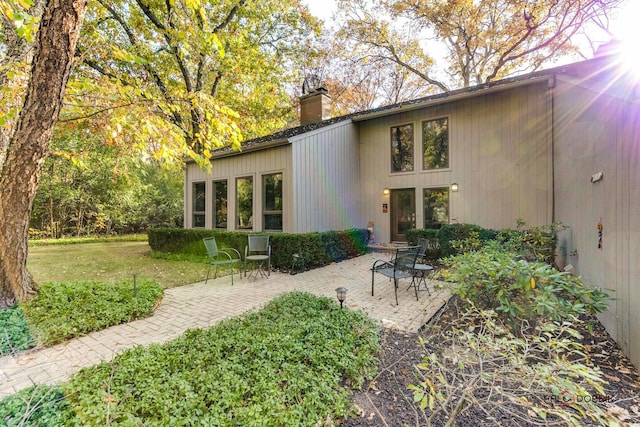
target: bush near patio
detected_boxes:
[1,292,380,426]
[406,221,561,261]
[148,228,370,271]
[408,224,615,425]
[437,241,609,333]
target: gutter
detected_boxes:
[184,138,290,163]
[352,75,554,122]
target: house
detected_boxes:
[184,47,640,367]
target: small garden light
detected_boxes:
[335,287,347,309]
[290,253,300,275]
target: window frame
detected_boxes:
[262,172,283,232]
[423,187,450,229]
[212,179,228,230]
[192,181,206,228]
[235,176,254,230]
[422,116,450,171]
[390,123,415,173]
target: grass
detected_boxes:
[1,293,380,426]
[1,238,229,354]
[27,240,210,289]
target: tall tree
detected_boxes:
[0,0,87,307]
[300,32,434,116]
[67,0,319,165]
[335,0,624,91]
[31,125,184,237]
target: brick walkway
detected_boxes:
[0,253,450,398]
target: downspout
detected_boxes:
[548,75,556,224]
[183,166,188,228]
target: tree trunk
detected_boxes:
[0,0,47,170]
[0,0,87,308]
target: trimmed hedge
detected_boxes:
[406,222,557,261]
[406,224,498,258]
[148,228,370,271]
[405,228,440,258]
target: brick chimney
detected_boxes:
[299,87,331,125]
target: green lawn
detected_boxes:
[28,240,208,288]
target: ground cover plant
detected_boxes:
[2,238,230,356]
[0,385,79,427]
[0,306,35,356]
[21,279,163,346]
[0,292,381,426]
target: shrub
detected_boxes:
[0,306,36,356]
[0,385,79,427]
[63,292,379,426]
[22,279,164,346]
[409,304,617,426]
[437,243,609,332]
[436,223,497,257]
[496,221,565,265]
[405,228,441,258]
[148,228,370,272]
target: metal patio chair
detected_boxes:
[371,245,420,305]
[203,237,241,285]
[244,234,271,279]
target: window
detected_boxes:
[263,173,283,231]
[213,180,228,229]
[423,188,449,228]
[236,177,253,230]
[422,117,449,170]
[192,182,206,228]
[391,124,414,172]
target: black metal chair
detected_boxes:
[203,237,241,285]
[417,237,429,262]
[371,246,420,305]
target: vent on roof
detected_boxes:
[299,75,331,125]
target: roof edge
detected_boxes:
[352,74,554,122]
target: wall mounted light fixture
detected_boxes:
[451,183,459,192]
[383,188,390,196]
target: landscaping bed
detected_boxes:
[344,297,640,427]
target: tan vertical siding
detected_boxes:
[184,145,292,231]
[358,82,553,243]
[554,78,640,368]
[290,121,361,233]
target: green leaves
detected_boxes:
[1,0,39,42]
[437,236,610,332]
[409,304,617,426]
[62,292,379,426]
[63,0,320,168]
[22,279,164,345]
[0,305,36,356]
[0,385,79,427]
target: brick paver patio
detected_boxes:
[0,252,450,397]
